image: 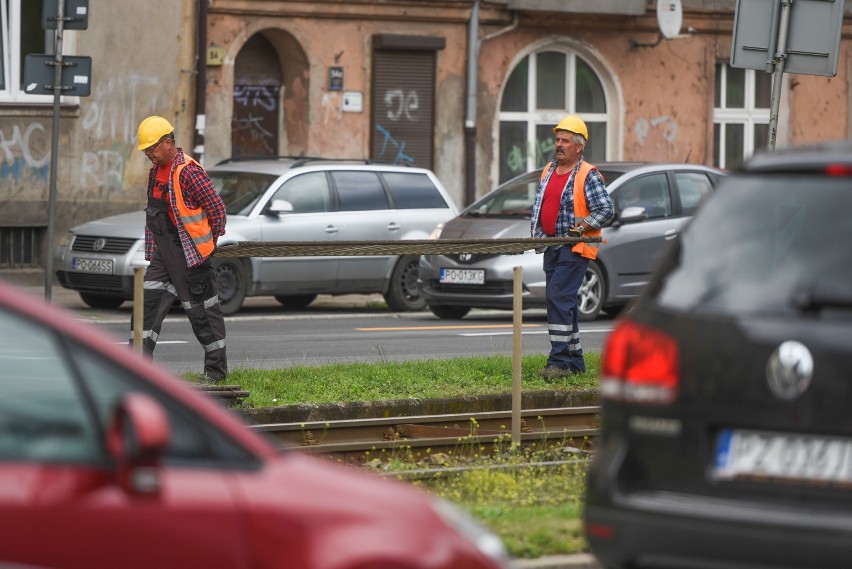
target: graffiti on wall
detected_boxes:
[232,84,279,158]
[0,123,50,187]
[0,73,163,194]
[78,73,162,194]
[501,138,554,182]
[384,89,419,121]
[372,89,421,167]
[374,124,414,167]
[634,116,678,145]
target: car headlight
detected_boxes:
[57,231,75,248]
[429,222,445,240]
[431,497,514,568]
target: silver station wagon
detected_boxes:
[55,158,458,315]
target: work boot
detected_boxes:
[538,365,577,381]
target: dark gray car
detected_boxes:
[419,162,726,320]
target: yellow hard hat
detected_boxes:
[137,116,174,150]
[553,115,589,141]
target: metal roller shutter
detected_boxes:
[371,50,436,169]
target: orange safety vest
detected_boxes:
[172,157,216,260]
[539,161,602,260]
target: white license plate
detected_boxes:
[714,428,852,484]
[439,268,485,285]
[72,257,114,274]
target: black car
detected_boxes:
[584,140,852,568]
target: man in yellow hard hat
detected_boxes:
[134,115,229,382]
[529,115,614,380]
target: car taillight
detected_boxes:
[825,163,852,177]
[600,320,680,404]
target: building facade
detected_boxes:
[1,0,850,278]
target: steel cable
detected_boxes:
[214,237,601,258]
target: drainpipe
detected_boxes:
[193,0,208,164]
[463,0,480,207]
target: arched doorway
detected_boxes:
[231,33,282,158]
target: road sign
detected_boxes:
[731,0,846,77]
[42,0,89,30]
[23,55,92,96]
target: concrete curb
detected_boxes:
[515,553,601,569]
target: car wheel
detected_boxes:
[384,255,426,312]
[79,292,125,310]
[213,258,248,316]
[274,294,317,309]
[428,305,471,320]
[577,261,605,322]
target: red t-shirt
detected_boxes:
[153,163,178,227]
[540,170,570,236]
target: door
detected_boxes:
[0,308,248,568]
[257,171,340,293]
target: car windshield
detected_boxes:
[210,171,279,215]
[650,174,852,316]
[463,168,627,219]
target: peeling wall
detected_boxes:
[0,0,196,262]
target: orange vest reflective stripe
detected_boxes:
[172,157,215,260]
[540,161,602,260]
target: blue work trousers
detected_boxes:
[543,246,589,372]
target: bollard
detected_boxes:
[132,265,144,352]
[511,265,523,446]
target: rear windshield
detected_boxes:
[650,174,852,316]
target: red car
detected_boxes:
[0,279,512,569]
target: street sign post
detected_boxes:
[23,0,92,301]
[731,0,846,150]
[23,55,92,97]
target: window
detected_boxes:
[713,63,771,170]
[614,174,671,219]
[270,172,330,214]
[331,171,389,212]
[498,49,610,183]
[674,172,713,215]
[0,226,40,268]
[1,0,54,102]
[0,308,100,463]
[381,172,449,209]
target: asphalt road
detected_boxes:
[34,285,616,377]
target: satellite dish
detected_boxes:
[657,0,683,40]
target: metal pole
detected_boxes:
[44,0,66,301]
[767,0,793,151]
[463,0,480,207]
[133,266,145,352]
[511,265,522,445]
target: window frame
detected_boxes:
[0,0,70,104]
[496,44,616,185]
[713,63,773,170]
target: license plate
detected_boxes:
[714,428,852,484]
[439,268,485,285]
[72,257,114,274]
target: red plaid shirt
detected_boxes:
[144,148,226,267]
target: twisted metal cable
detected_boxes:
[215,237,601,258]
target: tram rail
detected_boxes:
[249,405,600,462]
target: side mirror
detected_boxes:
[617,206,648,225]
[267,199,294,216]
[107,393,170,495]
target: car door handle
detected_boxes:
[664,229,678,239]
[387,222,401,231]
[325,225,339,234]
